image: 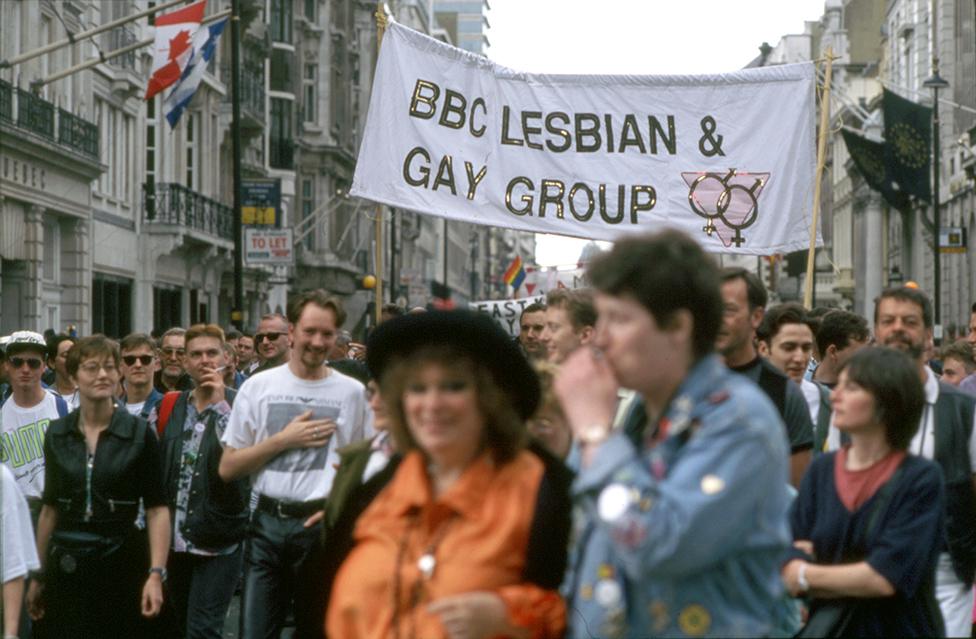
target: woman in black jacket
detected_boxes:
[27,335,171,638]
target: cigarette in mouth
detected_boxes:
[212,366,227,373]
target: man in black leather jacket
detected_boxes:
[153,324,248,639]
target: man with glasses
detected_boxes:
[251,314,290,375]
[154,327,194,394]
[119,333,163,420]
[0,331,69,516]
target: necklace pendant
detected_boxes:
[417,553,436,579]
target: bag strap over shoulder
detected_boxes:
[157,391,181,437]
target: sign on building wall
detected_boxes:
[245,228,294,265]
[242,178,282,226]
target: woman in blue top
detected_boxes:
[783,347,945,636]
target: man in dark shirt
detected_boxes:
[811,310,870,389]
[154,327,194,393]
[250,313,290,376]
[716,267,814,487]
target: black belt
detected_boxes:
[255,494,325,519]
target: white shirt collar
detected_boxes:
[923,365,940,405]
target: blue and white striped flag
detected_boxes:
[164,18,227,128]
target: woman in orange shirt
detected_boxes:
[327,310,571,639]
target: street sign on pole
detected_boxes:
[241,178,282,226]
[245,228,294,265]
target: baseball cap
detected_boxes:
[5,331,47,357]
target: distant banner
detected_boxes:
[470,296,546,336]
[352,22,819,255]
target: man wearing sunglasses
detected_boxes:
[251,314,290,376]
[119,333,164,420]
[154,327,195,394]
[0,331,69,517]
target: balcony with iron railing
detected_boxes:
[143,182,234,242]
[102,25,138,71]
[0,78,99,160]
[221,58,266,131]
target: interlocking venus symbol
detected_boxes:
[681,169,770,248]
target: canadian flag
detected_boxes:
[144,0,207,100]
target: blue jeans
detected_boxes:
[167,547,243,638]
[242,510,324,639]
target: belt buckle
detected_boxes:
[275,501,287,518]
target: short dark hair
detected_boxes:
[720,266,767,310]
[46,334,75,362]
[941,341,976,372]
[66,335,120,378]
[520,302,546,319]
[588,230,722,359]
[842,347,925,450]
[119,332,156,354]
[287,290,347,326]
[380,344,525,465]
[756,303,815,345]
[225,328,243,341]
[874,287,933,328]
[545,289,596,330]
[816,310,870,356]
[381,303,405,318]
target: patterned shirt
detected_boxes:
[172,398,236,556]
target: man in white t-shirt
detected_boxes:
[1,331,67,514]
[220,292,368,639]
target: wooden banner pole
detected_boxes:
[373,3,387,325]
[803,47,835,309]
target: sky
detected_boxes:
[484,0,827,267]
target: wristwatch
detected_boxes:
[797,562,810,593]
[148,566,168,582]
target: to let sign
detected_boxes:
[245,228,294,265]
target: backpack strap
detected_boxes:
[157,391,181,437]
[54,394,69,418]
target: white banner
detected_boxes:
[352,23,819,255]
[470,296,546,336]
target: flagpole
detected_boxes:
[0,0,189,69]
[374,2,387,325]
[230,0,244,331]
[803,47,834,310]
[31,9,231,90]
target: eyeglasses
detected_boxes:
[255,332,285,343]
[160,347,185,357]
[78,361,119,374]
[122,354,154,366]
[9,357,44,370]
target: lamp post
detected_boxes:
[923,62,949,340]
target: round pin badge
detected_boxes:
[597,483,632,523]
[594,579,623,608]
[194,422,206,433]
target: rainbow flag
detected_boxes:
[503,256,526,290]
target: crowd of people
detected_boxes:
[2,228,976,638]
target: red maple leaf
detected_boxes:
[168,30,192,61]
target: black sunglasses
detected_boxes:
[10,357,44,370]
[255,332,285,343]
[122,354,154,366]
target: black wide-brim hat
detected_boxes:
[366,309,540,420]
